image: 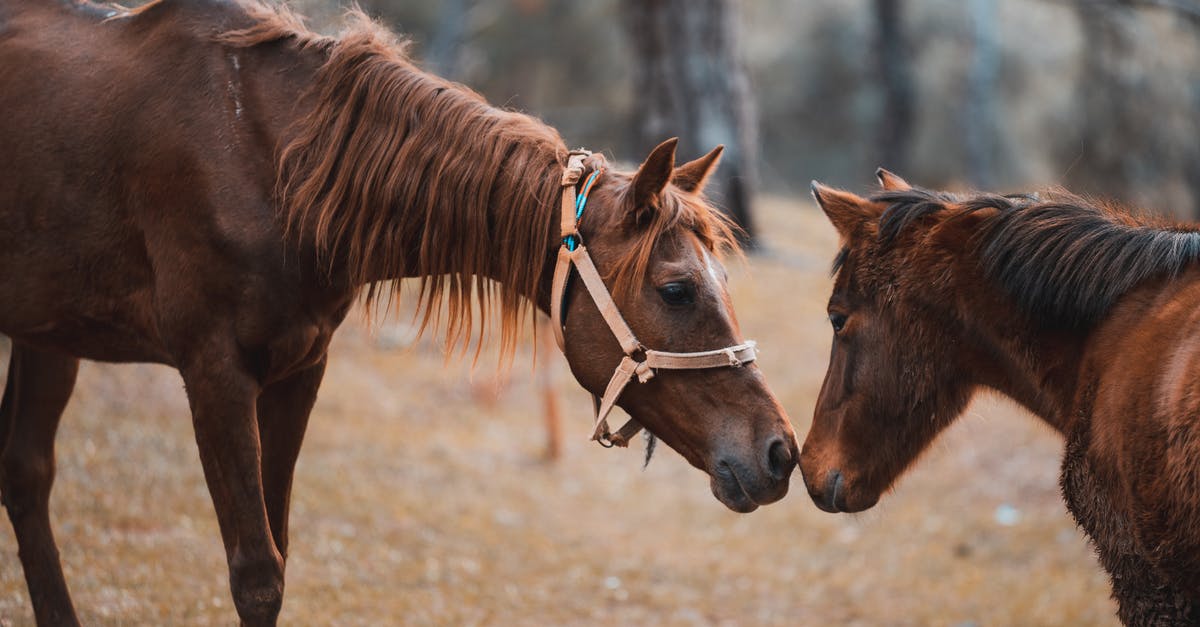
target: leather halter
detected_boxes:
[550,150,759,448]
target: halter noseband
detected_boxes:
[550,150,759,448]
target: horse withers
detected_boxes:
[801,169,1200,624]
[0,1,797,624]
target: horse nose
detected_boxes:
[766,437,796,481]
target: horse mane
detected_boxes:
[872,187,1200,328]
[216,3,738,357]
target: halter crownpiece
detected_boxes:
[550,150,759,448]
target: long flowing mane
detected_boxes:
[216,2,738,357]
[872,187,1200,328]
[218,4,569,357]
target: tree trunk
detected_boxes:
[965,0,998,188]
[621,0,758,248]
[1070,4,1141,202]
[873,0,915,174]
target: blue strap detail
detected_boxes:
[566,170,601,251]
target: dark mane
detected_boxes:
[871,187,1200,328]
[216,2,737,356]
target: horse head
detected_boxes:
[556,139,798,512]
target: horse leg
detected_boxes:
[256,359,326,562]
[0,343,80,626]
[183,363,283,626]
[1128,458,1200,611]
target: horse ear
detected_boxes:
[811,181,872,237]
[875,167,911,191]
[672,145,724,193]
[631,138,678,208]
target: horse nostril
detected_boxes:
[766,438,795,481]
[823,469,844,513]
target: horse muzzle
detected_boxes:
[709,437,796,513]
[803,467,878,514]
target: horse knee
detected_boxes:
[0,452,53,516]
[230,555,284,625]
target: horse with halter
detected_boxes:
[0,1,798,623]
[803,169,1200,624]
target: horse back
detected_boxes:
[0,0,333,370]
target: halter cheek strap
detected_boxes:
[550,150,758,448]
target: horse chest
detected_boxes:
[230,294,352,385]
[1061,424,1200,623]
[1061,432,1135,563]
[251,322,337,384]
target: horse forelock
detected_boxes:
[875,187,962,245]
[866,186,1200,329]
[606,182,741,302]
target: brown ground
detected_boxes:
[0,198,1117,626]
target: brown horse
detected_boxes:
[0,1,798,624]
[802,169,1200,624]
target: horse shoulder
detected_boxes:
[1082,273,1200,464]
[1071,272,1200,601]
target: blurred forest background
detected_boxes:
[289,0,1200,236]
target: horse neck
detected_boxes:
[946,258,1087,433]
[251,41,566,309]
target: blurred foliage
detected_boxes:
[294,0,1200,214]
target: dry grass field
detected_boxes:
[0,197,1117,625]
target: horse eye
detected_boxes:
[658,282,695,306]
[829,312,848,333]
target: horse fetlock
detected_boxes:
[231,578,283,625]
[232,584,283,624]
[230,557,284,624]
